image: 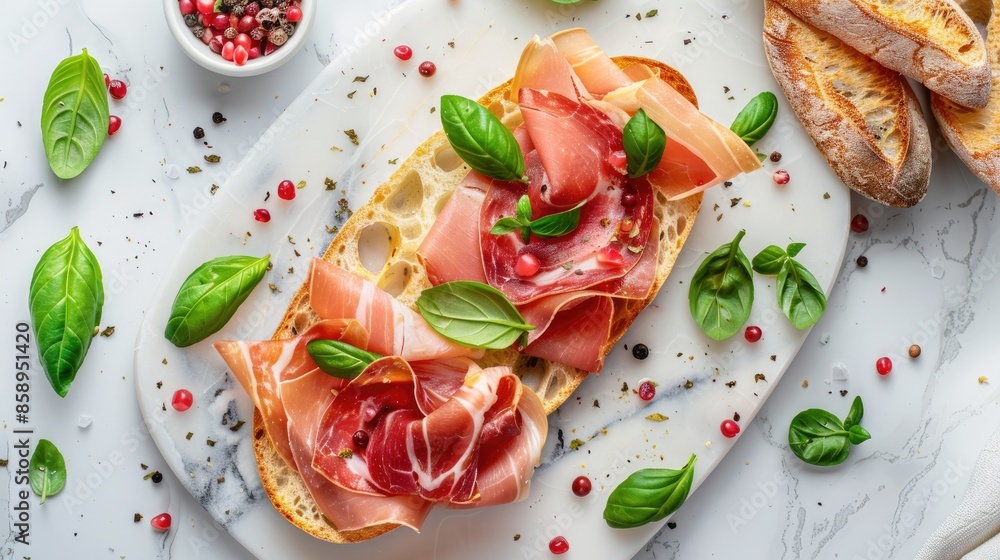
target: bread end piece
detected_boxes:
[774,0,990,109]
[765,0,931,207]
[932,0,1000,195]
[250,56,703,543]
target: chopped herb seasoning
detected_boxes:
[206,439,216,447]
[230,420,245,431]
[100,326,115,337]
[204,154,221,163]
[823,192,831,199]
[143,470,158,480]
[338,448,354,459]
[621,381,629,392]
[353,75,369,82]
[725,381,736,388]
[593,399,600,408]
[141,463,148,470]
[388,158,398,165]
[839,390,848,397]
[645,9,658,17]
[0,459,8,468]
[731,198,742,207]
[755,373,767,383]
[296,180,307,189]
[568,439,585,451]
[186,432,193,440]
[156,381,163,389]
[344,129,360,145]
[134,513,143,523]
[347,91,356,99]
[514,534,521,541]
[187,166,202,174]
[210,184,220,195]
[324,177,337,190]
[733,412,741,422]
[645,413,668,422]
[802,380,809,388]
[684,380,694,389]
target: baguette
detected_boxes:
[773,0,990,108]
[932,0,1000,194]
[251,56,703,543]
[956,0,991,24]
[764,0,932,208]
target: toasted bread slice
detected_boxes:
[932,1,1000,194]
[251,56,703,543]
[764,0,932,207]
[773,0,990,108]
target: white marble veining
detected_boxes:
[1,0,997,559]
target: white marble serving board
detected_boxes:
[134,0,850,558]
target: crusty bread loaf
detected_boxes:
[764,0,932,207]
[932,0,1000,194]
[251,56,703,543]
[773,0,990,108]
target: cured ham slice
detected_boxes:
[519,88,626,208]
[519,293,614,372]
[508,36,588,103]
[549,28,632,96]
[481,153,653,305]
[418,185,489,285]
[214,319,367,468]
[312,357,547,505]
[633,77,761,195]
[309,259,483,361]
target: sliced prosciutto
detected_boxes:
[549,27,632,96]
[508,36,588,103]
[309,258,483,361]
[481,153,654,305]
[518,88,626,207]
[312,357,547,505]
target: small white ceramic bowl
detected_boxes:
[163,0,315,77]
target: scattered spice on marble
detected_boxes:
[344,129,360,145]
[185,432,194,440]
[645,413,668,422]
[172,389,193,411]
[134,513,143,523]
[857,255,868,268]
[212,111,226,124]
[772,169,789,185]
[850,214,869,233]
[637,379,656,401]
[572,476,592,496]
[908,344,921,358]
[632,343,649,360]
[979,376,989,384]
[187,166,203,173]
[204,154,221,163]
[754,373,767,383]
[720,419,740,438]
[394,45,413,60]
[769,151,782,162]
[253,208,271,223]
[568,439,585,451]
[418,61,437,77]
[193,127,205,139]
[549,536,569,555]
[725,381,736,388]
[353,75,369,82]
[684,380,694,389]
[876,357,892,375]
[152,472,163,484]
[514,534,521,541]
[592,399,600,408]
[744,325,762,343]
[667,522,677,529]
[230,420,245,431]
[802,380,809,388]
[839,390,848,397]
[150,513,171,532]
[100,326,115,337]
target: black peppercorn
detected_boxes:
[632,343,649,360]
[856,255,868,268]
[769,151,782,162]
[151,471,163,483]
[193,127,205,139]
[212,111,226,124]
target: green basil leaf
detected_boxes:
[688,230,754,340]
[29,227,104,398]
[848,425,871,445]
[516,195,532,223]
[416,281,535,349]
[490,217,524,236]
[165,254,270,347]
[623,109,667,178]
[776,258,827,329]
[530,206,581,238]
[751,245,787,275]
[41,49,109,180]
[730,92,778,147]
[307,340,381,379]
[29,439,67,504]
[843,395,864,429]
[440,95,526,183]
[788,409,851,466]
[786,242,806,258]
[603,454,696,528]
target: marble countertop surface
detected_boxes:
[2,1,998,559]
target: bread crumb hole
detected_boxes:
[358,222,399,275]
[378,261,412,297]
[387,170,423,216]
[434,145,465,173]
